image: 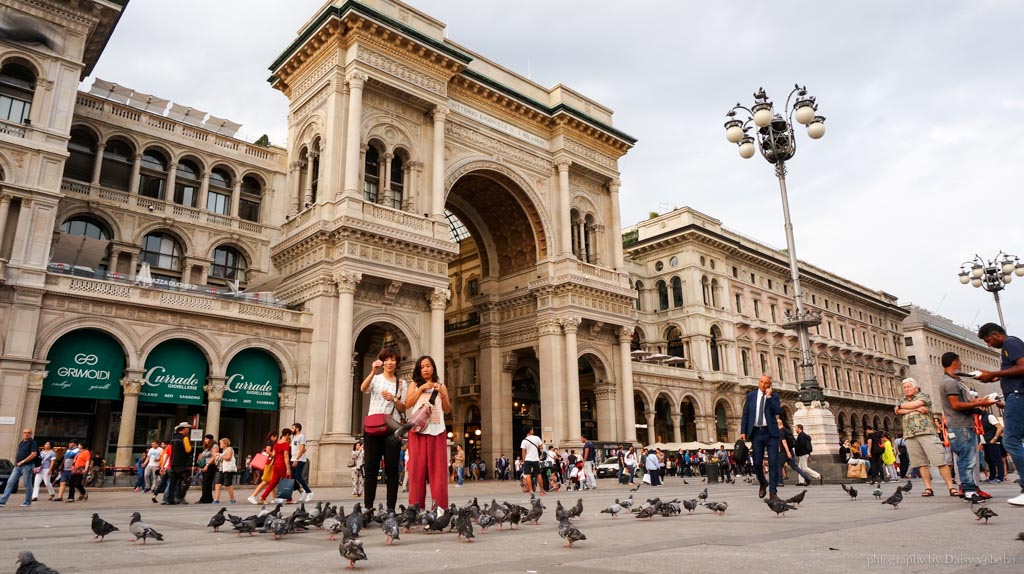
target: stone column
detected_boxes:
[381,152,393,206]
[428,288,450,374]
[332,272,361,434]
[91,143,105,186]
[430,106,448,217]
[404,161,421,212]
[128,153,143,195]
[115,377,143,467]
[645,412,656,446]
[594,386,618,442]
[671,409,682,443]
[608,179,624,268]
[342,73,367,197]
[561,316,582,441]
[303,152,317,207]
[198,171,210,211]
[21,370,45,436]
[289,161,302,214]
[128,251,140,280]
[556,158,572,255]
[478,326,507,470]
[279,389,297,432]
[204,377,226,439]
[230,180,242,217]
[618,327,638,443]
[0,195,11,251]
[537,318,565,446]
[164,160,177,201]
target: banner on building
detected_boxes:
[223,348,280,411]
[141,340,207,405]
[42,329,124,400]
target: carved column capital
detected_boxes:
[347,72,367,90]
[428,287,451,310]
[607,178,621,193]
[121,378,144,396]
[554,157,572,172]
[382,152,394,161]
[560,315,582,334]
[205,377,227,401]
[502,351,519,373]
[618,325,636,343]
[432,105,449,122]
[538,318,562,336]
[334,271,362,295]
[279,390,297,409]
[27,370,47,391]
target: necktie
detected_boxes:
[757,393,766,427]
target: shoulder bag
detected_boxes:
[364,379,404,436]
[407,388,440,433]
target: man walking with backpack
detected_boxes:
[794,424,823,485]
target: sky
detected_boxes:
[89,0,1024,334]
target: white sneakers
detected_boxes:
[1008,493,1024,506]
[304,491,314,502]
[247,496,259,505]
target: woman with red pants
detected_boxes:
[259,428,292,503]
[404,355,451,511]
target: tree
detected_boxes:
[254,134,271,147]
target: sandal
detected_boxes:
[921,488,934,497]
[949,488,959,497]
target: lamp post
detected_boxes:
[724,85,827,404]
[958,252,1024,329]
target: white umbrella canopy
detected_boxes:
[630,349,652,358]
[135,261,153,286]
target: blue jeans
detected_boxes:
[456,466,464,485]
[0,464,34,505]
[1003,393,1024,493]
[292,460,311,495]
[948,426,979,492]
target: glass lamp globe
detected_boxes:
[958,272,971,285]
[1002,260,1016,275]
[971,278,983,288]
[971,266,984,279]
[738,141,756,158]
[753,108,773,128]
[807,117,826,139]
[1004,274,1014,284]
[726,125,744,143]
[1016,264,1024,277]
[794,104,815,125]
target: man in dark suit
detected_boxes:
[740,374,781,499]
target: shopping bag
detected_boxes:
[276,477,296,499]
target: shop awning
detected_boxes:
[141,339,207,405]
[43,329,124,400]
[223,349,280,411]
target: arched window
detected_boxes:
[671,276,683,307]
[656,280,669,311]
[140,232,182,276]
[634,280,643,311]
[63,128,97,182]
[363,145,380,203]
[210,245,248,284]
[61,216,110,240]
[710,327,721,371]
[99,139,134,191]
[239,176,262,222]
[701,276,710,306]
[0,62,35,124]
[390,153,405,209]
[308,144,319,206]
[138,149,168,199]
[174,159,200,207]
[583,214,595,264]
[741,349,750,376]
[710,278,720,307]
[207,167,232,215]
[570,209,582,258]
[666,326,684,360]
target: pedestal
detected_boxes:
[313,433,358,486]
[792,399,849,484]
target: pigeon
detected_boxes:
[324,516,344,541]
[129,512,163,545]
[629,483,643,492]
[567,498,584,520]
[207,508,227,532]
[682,499,698,514]
[765,497,798,517]
[234,518,258,537]
[397,505,417,532]
[339,524,366,570]
[555,500,568,521]
[619,495,635,510]
[426,505,454,532]
[345,503,363,538]
[683,479,689,484]
[901,480,913,493]
[1016,532,1024,542]
[91,513,118,541]
[226,512,243,526]
[785,490,807,506]
[703,501,728,516]
[505,503,522,529]
[455,508,475,542]
[15,551,58,574]
[558,516,586,547]
[841,483,858,500]
[525,498,545,524]
[382,512,400,545]
[881,489,903,509]
[600,503,623,518]
[477,512,495,531]
[697,488,708,501]
[634,505,657,519]
[872,486,883,500]
[971,502,998,524]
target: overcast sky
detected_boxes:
[89,0,1024,336]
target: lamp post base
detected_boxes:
[792,400,841,456]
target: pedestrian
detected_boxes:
[247,433,276,500]
[644,448,662,486]
[894,434,910,478]
[289,422,313,502]
[894,377,956,497]
[404,354,451,511]
[938,351,995,502]
[67,440,91,503]
[0,428,38,507]
[197,434,218,504]
[30,441,57,502]
[143,441,162,492]
[791,425,821,485]
[360,346,407,512]
[213,437,238,504]
[740,374,781,499]
[399,443,409,493]
[496,454,508,481]
[520,427,544,494]
[163,421,193,505]
[581,435,597,490]
[624,446,637,485]
[980,406,1005,483]
[865,424,884,485]
[513,456,522,481]
[881,434,898,482]
[56,441,77,503]
[775,420,812,487]
[350,440,364,497]
[255,428,292,504]
[976,322,1024,506]
[453,445,465,487]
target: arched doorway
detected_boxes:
[353,322,412,436]
[654,395,672,443]
[578,353,611,441]
[714,401,731,442]
[512,366,540,457]
[679,397,698,442]
[837,412,847,441]
[464,405,482,463]
[635,393,649,444]
[222,348,283,458]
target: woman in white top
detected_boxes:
[359,346,407,512]
[213,437,237,504]
[32,441,57,501]
[623,447,638,485]
[404,355,451,511]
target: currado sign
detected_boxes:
[223,348,280,411]
[43,329,124,400]
[141,339,207,405]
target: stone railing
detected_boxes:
[575,260,618,282]
[61,178,270,236]
[363,202,426,231]
[0,119,27,138]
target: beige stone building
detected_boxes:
[623,208,910,447]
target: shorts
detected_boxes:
[218,471,236,487]
[60,470,71,483]
[522,461,540,476]
[905,434,947,468]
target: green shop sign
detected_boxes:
[223,349,280,411]
[142,340,207,405]
[43,329,124,400]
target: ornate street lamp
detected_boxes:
[724,85,827,404]
[958,252,1024,328]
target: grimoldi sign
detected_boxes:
[43,329,124,400]
[223,349,280,411]
[141,340,207,405]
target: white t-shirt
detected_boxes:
[366,374,406,423]
[291,433,307,462]
[410,383,446,436]
[521,435,543,462]
[624,451,637,466]
[146,447,162,468]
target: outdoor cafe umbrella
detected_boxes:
[135,261,153,287]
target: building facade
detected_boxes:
[623,208,910,447]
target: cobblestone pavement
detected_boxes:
[1,475,1022,573]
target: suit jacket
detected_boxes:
[740,389,781,438]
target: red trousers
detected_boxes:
[260,464,288,501]
[407,432,448,510]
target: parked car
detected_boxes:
[596,456,621,478]
[0,458,16,493]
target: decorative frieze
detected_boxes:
[564,137,616,169]
[334,271,362,295]
[292,85,331,123]
[291,53,339,98]
[445,121,551,172]
[356,45,445,96]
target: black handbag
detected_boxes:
[733,439,749,463]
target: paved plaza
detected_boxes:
[2,475,1022,574]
